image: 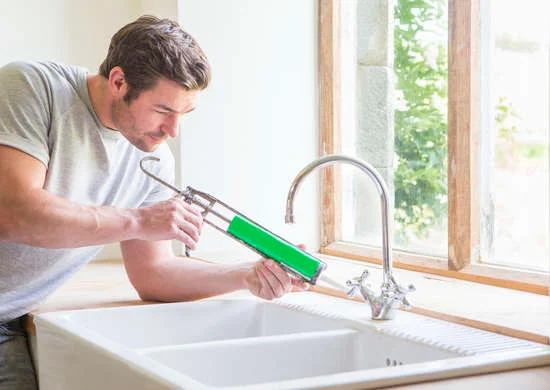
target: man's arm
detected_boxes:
[0,145,202,249]
[121,239,309,302]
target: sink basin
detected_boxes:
[34,292,550,389]
[141,328,459,388]
[53,299,346,348]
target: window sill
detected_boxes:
[323,241,549,295]
[314,253,550,345]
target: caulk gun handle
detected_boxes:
[182,195,192,257]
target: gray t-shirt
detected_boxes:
[0,61,175,322]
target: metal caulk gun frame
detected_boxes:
[139,156,326,284]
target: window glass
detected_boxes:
[340,0,449,257]
[392,0,448,256]
[480,0,549,272]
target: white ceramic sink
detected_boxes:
[141,328,459,388]
[34,292,550,389]
[51,299,347,348]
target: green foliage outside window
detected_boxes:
[393,0,448,244]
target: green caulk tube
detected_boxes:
[227,215,327,285]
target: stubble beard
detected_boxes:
[111,101,153,152]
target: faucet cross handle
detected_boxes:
[346,281,362,299]
[346,270,415,320]
[386,278,416,309]
[346,270,377,302]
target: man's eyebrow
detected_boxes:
[154,104,196,114]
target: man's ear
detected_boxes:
[108,66,128,98]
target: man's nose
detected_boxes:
[163,114,180,138]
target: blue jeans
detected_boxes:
[0,317,38,390]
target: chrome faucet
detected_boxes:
[285,154,415,320]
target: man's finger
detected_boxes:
[264,260,292,292]
[255,264,275,300]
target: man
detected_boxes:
[0,15,307,389]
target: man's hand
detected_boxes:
[134,197,203,249]
[244,244,310,300]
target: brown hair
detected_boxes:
[99,15,211,103]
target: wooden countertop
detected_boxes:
[27,259,550,389]
[25,260,149,332]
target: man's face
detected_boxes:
[111,78,199,152]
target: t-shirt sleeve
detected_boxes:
[0,61,51,166]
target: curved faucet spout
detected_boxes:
[285,154,414,320]
[285,154,392,284]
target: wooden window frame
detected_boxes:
[318,0,549,296]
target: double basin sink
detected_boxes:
[34,292,550,389]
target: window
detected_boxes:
[319,0,549,294]
[480,0,549,272]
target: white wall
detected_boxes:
[0,1,142,71]
[1,0,320,262]
[177,0,319,260]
